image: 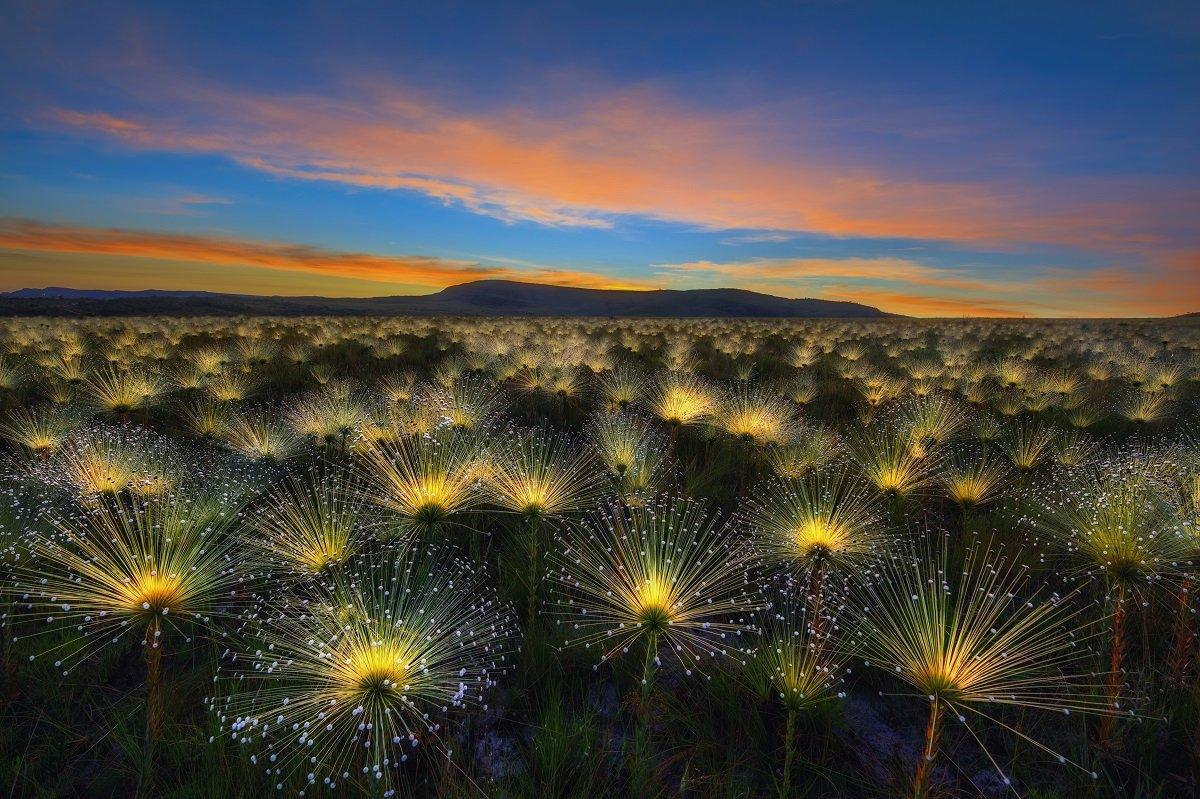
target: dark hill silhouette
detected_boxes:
[0,280,892,318]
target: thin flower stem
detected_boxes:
[140,619,164,799]
[781,706,797,799]
[1099,584,1127,747]
[641,630,658,707]
[1168,579,1194,684]
[912,698,943,799]
[526,514,542,630]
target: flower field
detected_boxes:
[0,315,1197,798]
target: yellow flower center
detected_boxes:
[338,640,411,698]
[726,410,779,443]
[793,519,847,557]
[633,575,674,627]
[661,389,708,425]
[875,465,910,493]
[299,541,346,572]
[122,572,185,613]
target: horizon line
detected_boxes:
[2,282,1195,320]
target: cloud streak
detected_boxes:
[2,220,1193,315]
[653,256,1200,317]
[45,76,1197,250]
[0,218,653,292]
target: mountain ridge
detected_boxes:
[0,280,894,318]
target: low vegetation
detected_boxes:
[0,314,1197,797]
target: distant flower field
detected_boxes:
[0,315,1197,798]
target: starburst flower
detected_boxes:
[752,585,850,796]
[646,372,717,429]
[178,397,230,440]
[0,405,75,458]
[359,428,488,536]
[426,375,502,430]
[590,411,650,476]
[486,431,600,519]
[9,491,249,668]
[7,491,253,791]
[857,538,1113,794]
[714,385,799,447]
[993,357,1029,390]
[777,373,819,408]
[1164,454,1200,680]
[749,470,883,576]
[849,428,938,499]
[589,411,670,504]
[1065,404,1102,429]
[1031,459,1191,743]
[86,366,165,416]
[50,427,176,499]
[1001,421,1056,472]
[288,384,367,447]
[900,394,967,448]
[754,586,849,713]
[0,357,23,393]
[376,372,418,404]
[1120,390,1172,425]
[550,496,760,676]
[940,452,1008,511]
[1051,429,1099,469]
[251,466,365,576]
[595,364,646,409]
[766,425,839,479]
[207,371,255,403]
[212,544,517,796]
[487,430,601,624]
[222,411,302,462]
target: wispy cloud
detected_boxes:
[654,257,995,291]
[149,193,234,216]
[652,255,1200,317]
[719,232,797,245]
[2,219,1192,315]
[818,286,1028,318]
[44,75,1198,250]
[0,218,653,292]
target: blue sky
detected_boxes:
[0,1,1197,314]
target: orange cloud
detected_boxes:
[652,256,1199,317]
[0,218,653,293]
[3,219,1192,316]
[1032,254,1200,317]
[46,79,1196,249]
[655,257,998,292]
[817,286,1026,318]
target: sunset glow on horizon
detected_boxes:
[1,3,1197,316]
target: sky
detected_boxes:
[0,1,1197,316]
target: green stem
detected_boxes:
[526,514,542,630]
[634,631,660,795]
[1168,578,1194,684]
[140,620,164,799]
[469,527,480,564]
[641,631,658,706]
[1,598,11,707]
[781,706,796,799]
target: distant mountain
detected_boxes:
[0,280,892,318]
[5,287,229,300]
